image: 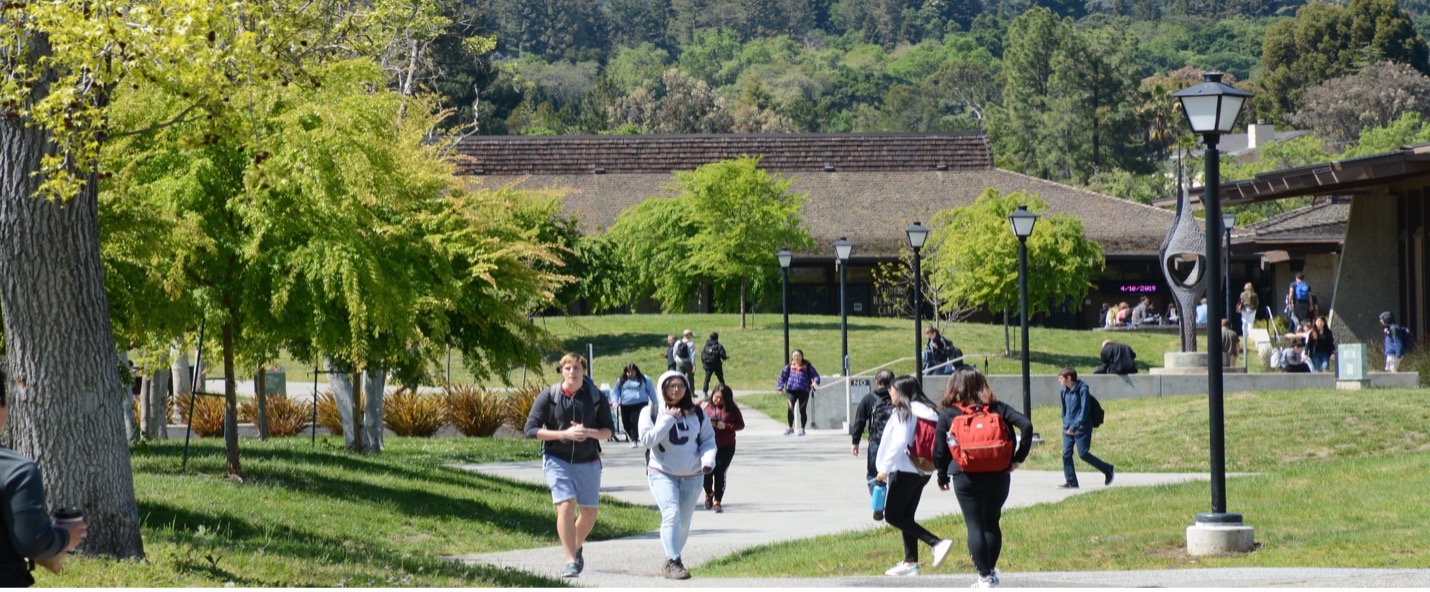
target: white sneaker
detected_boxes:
[884,562,920,577]
[931,539,954,567]
[630,442,640,448]
[971,574,998,588]
[990,569,1002,587]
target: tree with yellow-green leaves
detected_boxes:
[2,0,541,559]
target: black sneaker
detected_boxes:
[873,510,884,521]
[575,546,584,571]
[1105,465,1115,485]
[1056,483,1079,489]
[664,557,691,580]
[561,562,580,578]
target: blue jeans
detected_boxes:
[1310,352,1332,373]
[1062,430,1113,486]
[648,471,702,560]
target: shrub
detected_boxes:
[383,389,445,437]
[174,393,226,437]
[503,385,542,431]
[238,394,313,437]
[444,385,506,437]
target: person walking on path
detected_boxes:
[776,349,820,436]
[665,335,678,372]
[1237,282,1259,333]
[1305,316,1336,373]
[851,369,896,500]
[614,363,657,447]
[1380,312,1412,372]
[699,332,729,398]
[700,384,744,513]
[639,371,717,580]
[523,353,616,578]
[1057,367,1114,489]
[875,376,954,577]
[676,330,697,391]
[1220,319,1241,368]
[934,368,1033,588]
[0,382,88,587]
[1288,273,1312,332]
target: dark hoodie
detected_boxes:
[523,376,614,464]
[850,387,894,445]
[1381,312,1410,358]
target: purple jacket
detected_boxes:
[777,363,820,392]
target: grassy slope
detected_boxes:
[699,387,1430,576]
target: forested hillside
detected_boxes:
[421,0,1430,211]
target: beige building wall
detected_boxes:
[1328,191,1401,345]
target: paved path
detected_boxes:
[447,406,1307,588]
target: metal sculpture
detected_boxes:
[1160,163,1208,352]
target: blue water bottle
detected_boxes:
[871,481,888,521]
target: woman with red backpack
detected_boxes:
[873,376,953,577]
[934,368,1033,588]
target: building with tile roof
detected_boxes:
[455,133,1182,328]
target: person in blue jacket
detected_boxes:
[1381,311,1412,372]
[1057,367,1114,489]
[614,363,657,447]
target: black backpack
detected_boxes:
[701,342,722,366]
[1087,393,1106,428]
[867,396,893,442]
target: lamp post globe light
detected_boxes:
[1007,205,1038,434]
[777,247,793,366]
[1172,71,1256,554]
[906,222,930,375]
[833,237,854,376]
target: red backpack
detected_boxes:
[947,404,1014,473]
[906,415,938,473]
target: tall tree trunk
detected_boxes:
[739,279,747,329]
[362,368,385,453]
[255,367,269,441]
[326,357,364,452]
[0,111,145,558]
[220,318,243,479]
[142,368,169,440]
[171,343,191,401]
[1003,308,1012,356]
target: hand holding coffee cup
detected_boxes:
[52,508,87,553]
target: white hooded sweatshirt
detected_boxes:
[876,400,939,476]
[638,371,718,478]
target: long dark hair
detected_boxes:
[708,383,738,413]
[619,362,645,387]
[659,373,696,412]
[941,367,997,409]
[891,375,936,421]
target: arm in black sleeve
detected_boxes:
[4,464,67,561]
[850,395,872,444]
[523,390,554,438]
[1002,403,1034,464]
[934,409,953,486]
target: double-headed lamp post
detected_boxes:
[1008,206,1038,427]
[834,237,854,376]
[777,247,793,366]
[907,222,930,375]
[1172,71,1255,551]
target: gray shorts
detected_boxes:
[543,455,602,507]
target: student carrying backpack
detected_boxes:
[874,376,953,576]
[944,402,1014,473]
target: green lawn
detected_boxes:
[698,387,1430,577]
[47,437,656,587]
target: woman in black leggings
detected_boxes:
[700,384,745,512]
[775,350,820,436]
[934,368,1032,588]
[874,376,952,577]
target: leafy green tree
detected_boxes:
[607,43,673,93]
[989,8,1068,177]
[1290,61,1430,150]
[607,158,813,326]
[925,189,1105,322]
[1345,111,1430,156]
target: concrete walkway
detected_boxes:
[445,406,1418,588]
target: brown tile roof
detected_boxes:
[1233,199,1349,244]
[464,169,1174,257]
[453,133,993,175]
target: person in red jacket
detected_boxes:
[700,384,745,513]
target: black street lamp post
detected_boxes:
[834,237,853,376]
[1008,206,1038,427]
[1172,72,1252,527]
[907,222,930,375]
[777,247,793,366]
